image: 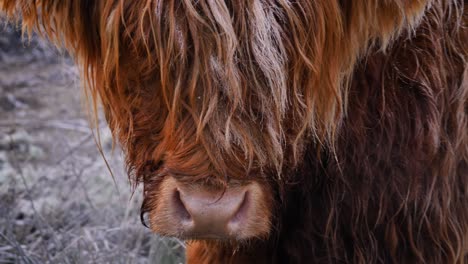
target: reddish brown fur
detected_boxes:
[2,0,467,263]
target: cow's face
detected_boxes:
[96,1,326,241]
[104,1,336,241]
[101,0,347,241]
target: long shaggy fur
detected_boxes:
[2,0,467,263]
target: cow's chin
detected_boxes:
[147,176,273,242]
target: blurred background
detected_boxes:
[0,19,185,263]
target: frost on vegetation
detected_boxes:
[0,20,185,263]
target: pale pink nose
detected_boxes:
[150,177,271,240]
[173,182,250,239]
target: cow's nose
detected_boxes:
[171,181,250,239]
[150,176,271,240]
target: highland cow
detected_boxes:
[2,0,467,263]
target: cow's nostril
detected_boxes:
[173,189,192,222]
[230,191,249,224]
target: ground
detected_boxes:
[0,20,185,263]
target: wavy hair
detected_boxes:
[2,0,467,263]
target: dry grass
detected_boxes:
[0,20,185,264]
